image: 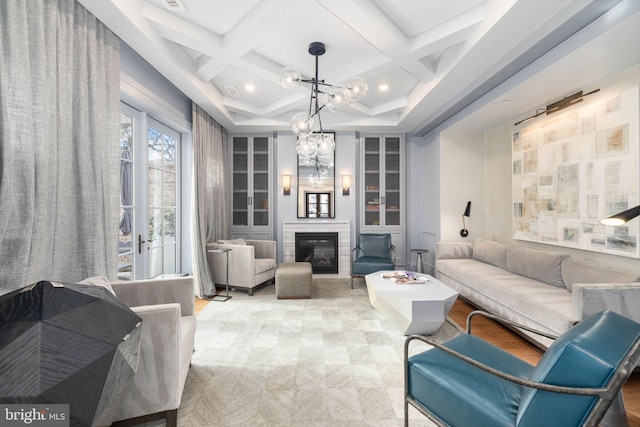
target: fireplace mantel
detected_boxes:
[283,221,350,275]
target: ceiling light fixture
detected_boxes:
[378,83,389,92]
[278,42,367,162]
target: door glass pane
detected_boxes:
[147,120,180,278]
[118,112,134,280]
[148,127,163,168]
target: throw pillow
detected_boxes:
[473,238,508,269]
[506,246,569,287]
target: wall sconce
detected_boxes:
[460,201,471,237]
[600,204,640,226]
[283,174,291,196]
[342,175,350,196]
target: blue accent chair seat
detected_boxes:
[351,233,395,288]
[404,310,640,427]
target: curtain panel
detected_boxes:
[192,103,229,297]
[0,0,120,294]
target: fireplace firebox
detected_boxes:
[295,232,339,274]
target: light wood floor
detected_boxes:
[450,299,640,426]
[195,296,639,425]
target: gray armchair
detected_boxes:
[109,276,196,427]
[206,239,277,295]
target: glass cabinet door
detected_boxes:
[364,137,381,226]
[252,136,269,226]
[384,137,401,226]
[232,137,249,226]
[230,135,272,235]
[361,134,403,228]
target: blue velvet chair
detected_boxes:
[404,310,640,427]
[351,233,395,288]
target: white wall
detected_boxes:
[274,131,358,263]
[439,131,486,242]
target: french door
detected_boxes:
[118,104,181,280]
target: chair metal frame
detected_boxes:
[404,310,640,427]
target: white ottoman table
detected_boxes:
[276,262,312,299]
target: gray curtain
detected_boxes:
[0,0,120,294]
[192,103,229,297]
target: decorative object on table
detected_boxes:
[410,249,429,273]
[460,201,471,237]
[382,271,428,284]
[278,41,367,163]
[0,280,142,427]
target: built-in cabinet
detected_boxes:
[359,134,406,267]
[230,135,273,240]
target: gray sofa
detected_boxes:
[436,238,640,348]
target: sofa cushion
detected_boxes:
[473,238,508,269]
[78,276,115,295]
[561,257,640,291]
[254,258,276,275]
[506,246,569,287]
[218,238,247,245]
[438,259,572,337]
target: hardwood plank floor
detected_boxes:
[195,296,639,425]
[450,299,640,426]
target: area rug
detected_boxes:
[176,280,461,426]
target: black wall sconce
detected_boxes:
[460,201,471,237]
[601,204,640,226]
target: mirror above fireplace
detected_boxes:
[297,138,335,218]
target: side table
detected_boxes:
[410,249,429,273]
[207,248,232,302]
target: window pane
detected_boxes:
[164,208,176,243]
[164,171,176,207]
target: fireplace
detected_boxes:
[295,232,339,274]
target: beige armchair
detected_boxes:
[206,239,277,295]
[109,276,196,427]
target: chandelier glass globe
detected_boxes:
[315,133,335,156]
[296,136,317,158]
[345,76,368,100]
[323,87,351,112]
[291,112,314,137]
[277,67,301,91]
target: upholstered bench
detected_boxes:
[276,262,312,299]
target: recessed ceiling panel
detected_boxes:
[147,0,261,36]
[372,0,484,38]
[251,2,381,80]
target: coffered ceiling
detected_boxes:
[78,0,638,135]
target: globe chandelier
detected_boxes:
[278,41,368,161]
